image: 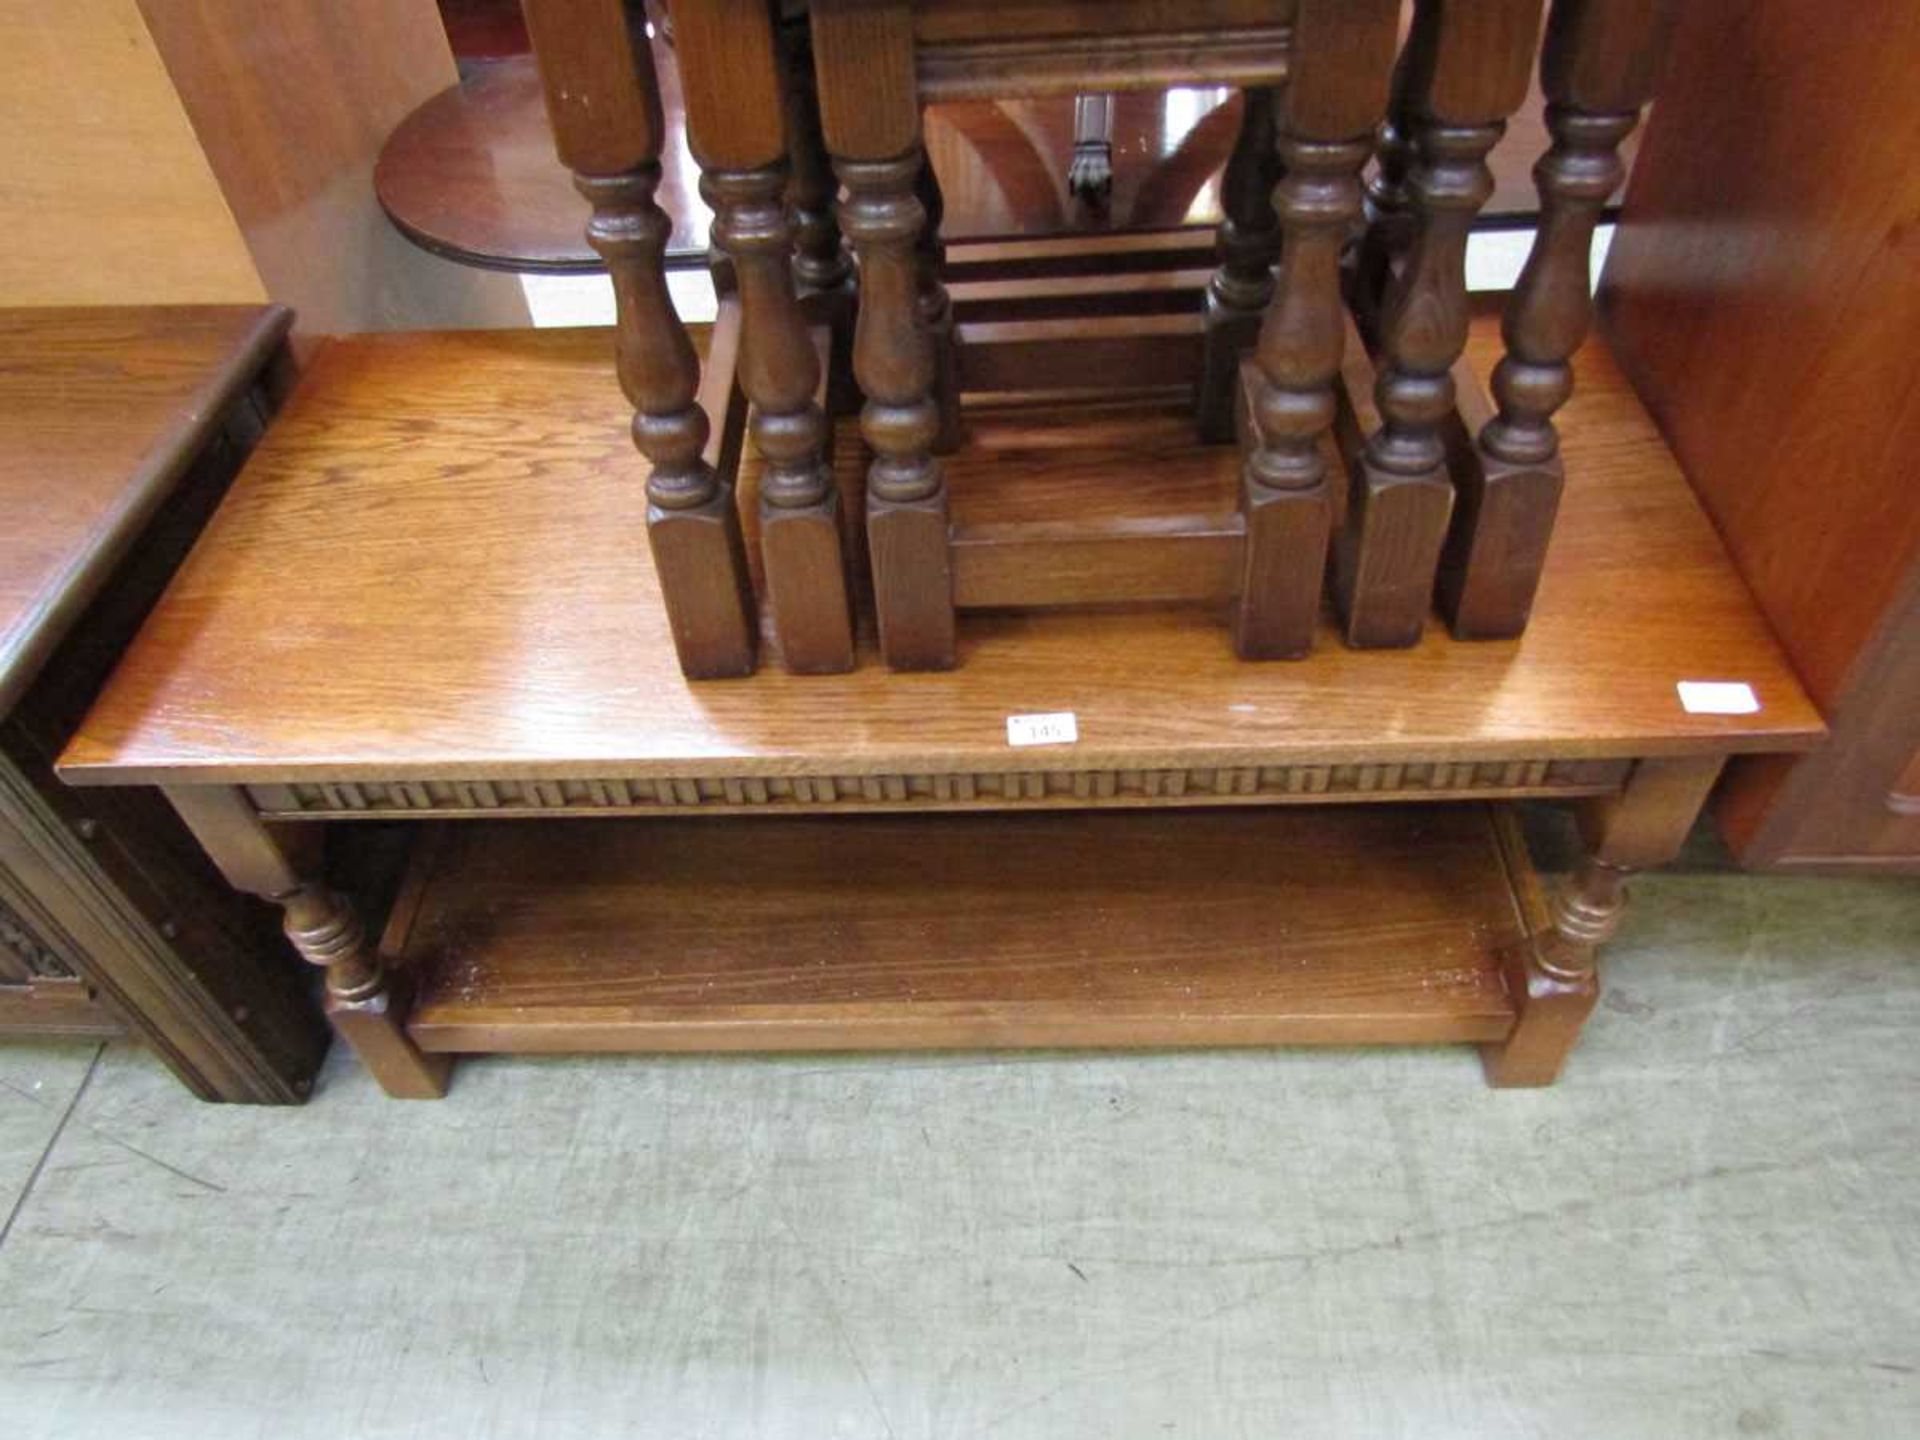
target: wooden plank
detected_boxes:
[58,308,1824,789]
[395,806,1524,1054]
[942,230,1217,281]
[0,980,123,1040]
[956,314,1204,393]
[949,266,1213,324]
[912,0,1289,44]
[953,525,1241,609]
[243,765,1628,820]
[948,390,1242,607]
[918,26,1292,101]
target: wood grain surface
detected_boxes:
[392,804,1524,1054]
[60,305,1821,788]
[1600,0,1920,869]
[376,46,692,273]
[0,306,292,714]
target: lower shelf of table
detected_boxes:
[382,803,1544,1057]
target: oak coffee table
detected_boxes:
[56,313,1822,1098]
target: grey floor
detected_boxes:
[1,850,1916,1438]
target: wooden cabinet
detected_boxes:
[1599,0,1920,873]
[0,306,329,1099]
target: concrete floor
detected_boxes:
[1,854,1916,1438]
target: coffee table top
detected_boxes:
[0,305,289,715]
[60,313,1822,788]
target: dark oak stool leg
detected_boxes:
[1486,755,1722,1087]
[914,157,964,455]
[813,0,955,671]
[679,0,855,674]
[781,18,851,296]
[1198,87,1282,444]
[166,787,449,1100]
[1337,0,1547,649]
[841,153,956,670]
[782,15,860,431]
[1445,0,1673,639]
[1234,0,1399,659]
[1355,66,1418,308]
[525,0,756,679]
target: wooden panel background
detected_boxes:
[0,0,263,306]
[1600,0,1920,868]
[135,0,530,333]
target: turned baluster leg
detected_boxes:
[1486,755,1722,1087]
[1444,0,1674,639]
[678,0,854,674]
[1336,0,1546,649]
[780,17,851,296]
[1198,87,1282,443]
[165,787,449,1099]
[1233,0,1399,660]
[841,154,955,669]
[524,0,755,679]
[914,157,964,453]
[812,0,955,671]
[1354,81,1417,312]
[781,15,861,430]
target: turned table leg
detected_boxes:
[165,787,449,1099]
[1485,755,1723,1087]
[780,16,851,298]
[914,156,964,455]
[1233,0,1399,659]
[1197,86,1282,443]
[812,0,956,671]
[678,0,855,674]
[1445,0,1674,639]
[1337,0,1546,649]
[524,0,756,680]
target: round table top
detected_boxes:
[373,52,1597,276]
[375,55,709,273]
[374,54,1256,275]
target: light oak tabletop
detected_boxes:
[59,314,1823,787]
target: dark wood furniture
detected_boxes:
[54,0,1820,1100]
[1600,0,1920,874]
[0,306,329,1099]
[373,48,1613,276]
[58,315,1823,1096]
[515,0,1668,679]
